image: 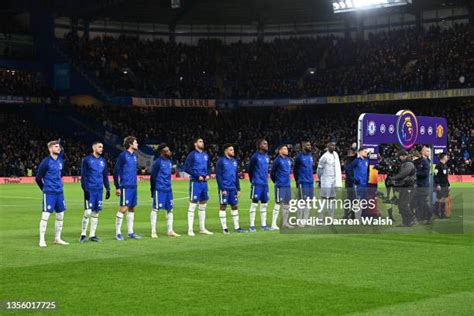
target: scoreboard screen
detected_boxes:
[332,0,412,13]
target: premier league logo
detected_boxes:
[428,126,433,135]
[396,110,418,149]
[380,124,386,134]
[368,121,376,136]
[420,126,425,135]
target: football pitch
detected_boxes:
[1,180,473,315]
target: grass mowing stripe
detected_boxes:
[0,180,473,315]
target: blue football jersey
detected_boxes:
[113,150,138,189]
[216,156,240,191]
[81,154,110,192]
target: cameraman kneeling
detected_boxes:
[386,151,416,226]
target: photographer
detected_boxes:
[377,153,400,203]
[387,150,416,227]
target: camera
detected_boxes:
[376,157,400,179]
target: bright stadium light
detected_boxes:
[332,0,411,13]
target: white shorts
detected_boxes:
[320,177,336,198]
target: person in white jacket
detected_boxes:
[317,142,342,220]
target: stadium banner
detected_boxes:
[132,97,216,108]
[0,95,51,104]
[70,95,103,106]
[327,88,474,104]
[1,174,473,185]
[0,95,24,104]
[359,111,448,150]
[358,110,448,166]
[288,97,326,105]
[238,99,290,107]
[233,97,325,107]
[110,96,134,106]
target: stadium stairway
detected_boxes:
[25,105,122,158]
[56,105,154,169]
[53,41,112,103]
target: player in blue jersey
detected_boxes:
[352,147,369,220]
[79,141,111,243]
[150,143,180,238]
[216,144,247,234]
[294,141,314,225]
[113,136,141,240]
[248,139,271,232]
[184,138,213,236]
[270,144,292,230]
[35,139,69,247]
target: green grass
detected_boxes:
[1,181,473,315]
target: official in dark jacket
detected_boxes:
[388,150,416,226]
[415,146,433,223]
[434,153,450,218]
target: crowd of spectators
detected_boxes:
[0,69,53,97]
[1,99,472,177]
[74,98,473,175]
[0,111,114,177]
[61,23,473,99]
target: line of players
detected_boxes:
[35,136,339,247]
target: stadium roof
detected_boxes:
[3,0,471,25]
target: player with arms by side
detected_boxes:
[150,143,180,238]
[433,153,450,218]
[294,141,314,224]
[216,144,247,234]
[113,136,141,240]
[270,144,293,230]
[35,139,69,247]
[79,141,111,243]
[184,138,213,236]
[317,142,343,220]
[248,139,271,232]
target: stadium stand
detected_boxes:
[0,99,472,177]
[0,69,52,97]
[0,110,114,176]
[60,24,473,98]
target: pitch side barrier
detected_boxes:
[1,174,472,185]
